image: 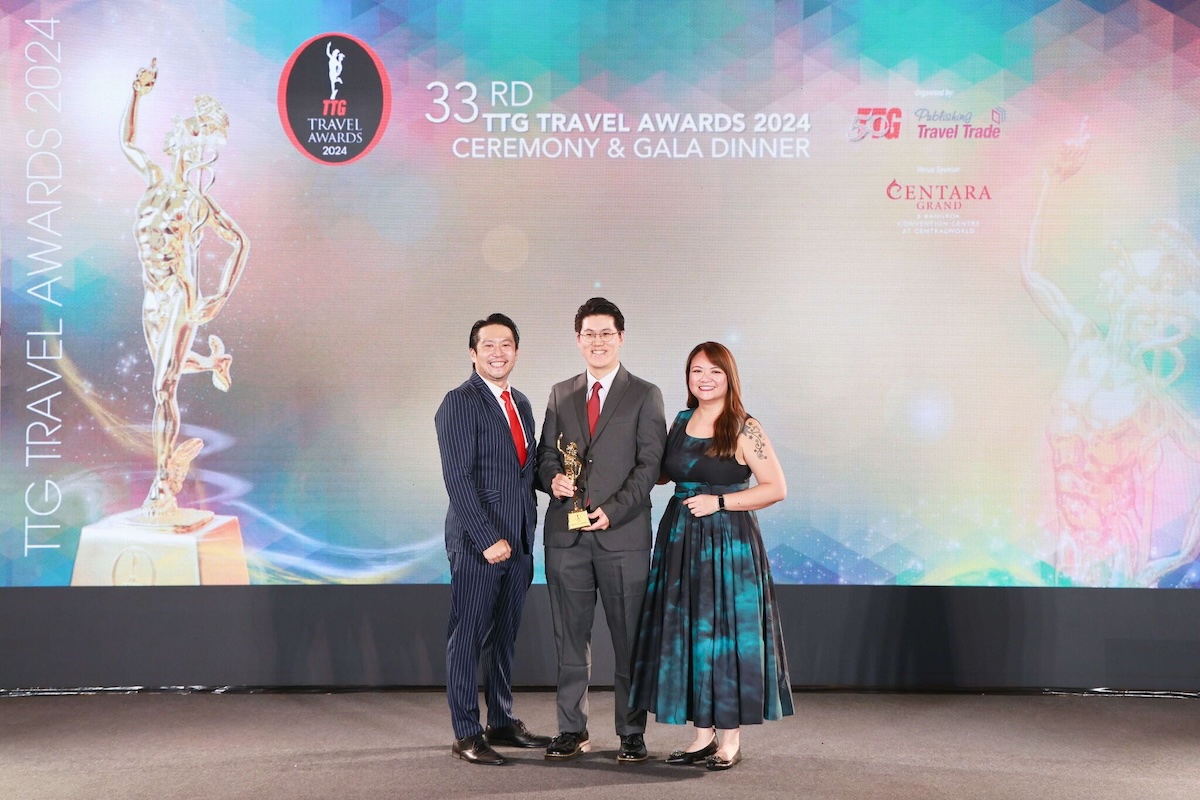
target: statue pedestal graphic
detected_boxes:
[71,512,249,586]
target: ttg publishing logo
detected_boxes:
[849,107,901,142]
[278,33,391,165]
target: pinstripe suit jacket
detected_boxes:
[435,370,538,555]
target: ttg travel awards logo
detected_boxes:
[278,33,391,165]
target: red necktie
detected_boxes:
[501,390,527,466]
[587,381,602,436]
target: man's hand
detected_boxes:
[582,507,610,531]
[482,539,512,564]
[550,473,577,500]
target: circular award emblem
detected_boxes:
[278,33,391,165]
[112,547,157,586]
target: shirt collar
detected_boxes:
[586,365,619,394]
[480,375,512,402]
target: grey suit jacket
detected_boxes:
[536,364,666,551]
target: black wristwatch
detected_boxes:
[718,495,726,511]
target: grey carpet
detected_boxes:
[2,690,1198,799]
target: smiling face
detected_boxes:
[470,323,519,386]
[576,314,623,377]
[688,351,728,404]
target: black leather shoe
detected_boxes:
[545,730,590,760]
[485,719,552,749]
[705,749,742,771]
[451,734,508,765]
[617,733,649,763]
[665,737,717,765]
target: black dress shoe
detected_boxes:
[545,729,590,760]
[705,749,742,771]
[485,719,552,749]
[451,734,508,765]
[617,733,649,763]
[665,737,717,765]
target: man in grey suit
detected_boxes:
[436,313,551,766]
[537,298,667,763]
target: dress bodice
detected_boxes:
[663,409,752,487]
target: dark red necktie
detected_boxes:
[587,381,602,436]
[501,390,527,466]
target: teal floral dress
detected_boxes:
[630,409,793,728]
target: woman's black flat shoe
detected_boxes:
[705,749,742,771]
[664,738,718,765]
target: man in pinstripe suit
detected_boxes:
[435,313,551,766]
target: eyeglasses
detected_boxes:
[578,330,619,344]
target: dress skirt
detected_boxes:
[629,414,793,729]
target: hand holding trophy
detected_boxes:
[557,434,591,530]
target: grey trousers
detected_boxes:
[546,534,650,736]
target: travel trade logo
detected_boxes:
[913,107,1005,140]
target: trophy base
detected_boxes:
[124,506,214,533]
[567,509,591,530]
[70,511,250,586]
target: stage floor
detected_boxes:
[2,689,1198,799]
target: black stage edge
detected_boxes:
[2,585,1199,691]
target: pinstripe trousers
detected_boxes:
[446,547,534,740]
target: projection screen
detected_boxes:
[4,0,1200,591]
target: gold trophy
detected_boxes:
[557,434,591,530]
[71,60,250,586]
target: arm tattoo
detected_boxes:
[741,420,767,460]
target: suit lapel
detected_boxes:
[517,392,536,472]
[470,371,527,466]
[468,371,507,425]
[472,371,540,470]
[572,373,591,444]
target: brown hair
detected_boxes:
[685,342,747,459]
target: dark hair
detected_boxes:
[469,313,520,350]
[685,342,747,460]
[574,297,625,334]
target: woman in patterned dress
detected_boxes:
[630,341,792,771]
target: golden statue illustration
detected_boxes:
[120,59,249,529]
[1024,122,1200,585]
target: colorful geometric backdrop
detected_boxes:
[3,0,1200,587]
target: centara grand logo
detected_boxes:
[886,180,992,210]
[278,33,391,165]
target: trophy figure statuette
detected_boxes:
[71,60,251,586]
[557,434,591,530]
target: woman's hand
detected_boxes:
[682,494,720,517]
